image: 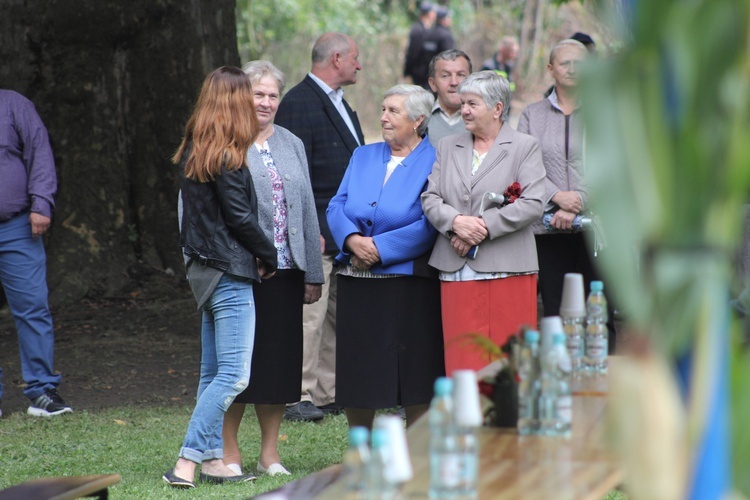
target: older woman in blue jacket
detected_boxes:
[327,84,443,430]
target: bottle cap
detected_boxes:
[434,376,453,396]
[349,426,369,447]
[590,280,603,292]
[552,332,565,345]
[371,428,388,449]
[524,329,540,343]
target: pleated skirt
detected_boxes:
[335,275,444,409]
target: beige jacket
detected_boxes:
[421,124,546,274]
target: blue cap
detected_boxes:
[371,428,388,449]
[552,332,565,345]
[434,376,453,396]
[524,329,540,343]
[349,426,369,447]
[590,281,603,292]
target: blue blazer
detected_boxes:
[326,138,438,277]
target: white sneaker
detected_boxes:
[226,463,243,475]
[257,461,291,476]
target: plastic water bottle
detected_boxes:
[585,281,609,372]
[452,371,480,499]
[562,315,585,373]
[517,330,541,435]
[542,212,591,232]
[343,426,370,495]
[366,428,396,499]
[539,334,557,435]
[540,333,573,437]
[453,425,478,498]
[429,377,459,498]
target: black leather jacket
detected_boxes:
[179,154,277,281]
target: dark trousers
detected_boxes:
[535,232,617,353]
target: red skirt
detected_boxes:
[441,275,537,374]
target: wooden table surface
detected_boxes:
[259,365,622,500]
[393,384,621,500]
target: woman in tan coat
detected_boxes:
[421,70,546,373]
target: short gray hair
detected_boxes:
[311,33,351,65]
[383,84,434,136]
[457,70,511,122]
[242,60,286,95]
[549,39,587,64]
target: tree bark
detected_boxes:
[0,0,239,302]
[517,0,547,95]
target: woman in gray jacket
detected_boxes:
[222,61,324,478]
[518,39,616,351]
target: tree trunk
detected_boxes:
[0,0,239,302]
[517,0,547,95]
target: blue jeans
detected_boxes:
[0,213,60,401]
[180,274,256,463]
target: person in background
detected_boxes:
[221,60,324,478]
[570,31,596,54]
[518,39,615,352]
[422,71,545,374]
[327,84,443,430]
[164,66,277,488]
[274,33,365,422]
[419,7,455,90]
[0,89,72,418]
[427,49,472,147]
[544,32,596,97]
[403,1,436,89]
[481,36,519,92]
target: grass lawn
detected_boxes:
[0,405,627,499]
[0,405,349,499]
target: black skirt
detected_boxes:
[234,269,304,404]
[335,274,444,409]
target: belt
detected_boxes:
[188,253,229,271]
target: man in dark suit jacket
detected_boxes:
[274,32,365,422]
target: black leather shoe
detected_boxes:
[317,403,344,415]
[284,401,324,421]
[163,469,195,489]
[198,472,256,484]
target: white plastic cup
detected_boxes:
[540,315,564,358]
[451,369,483,427]
[373,414,413,483]
[560,273,586,318]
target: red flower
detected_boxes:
[503,182,522,204]
[478,380,495,399]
